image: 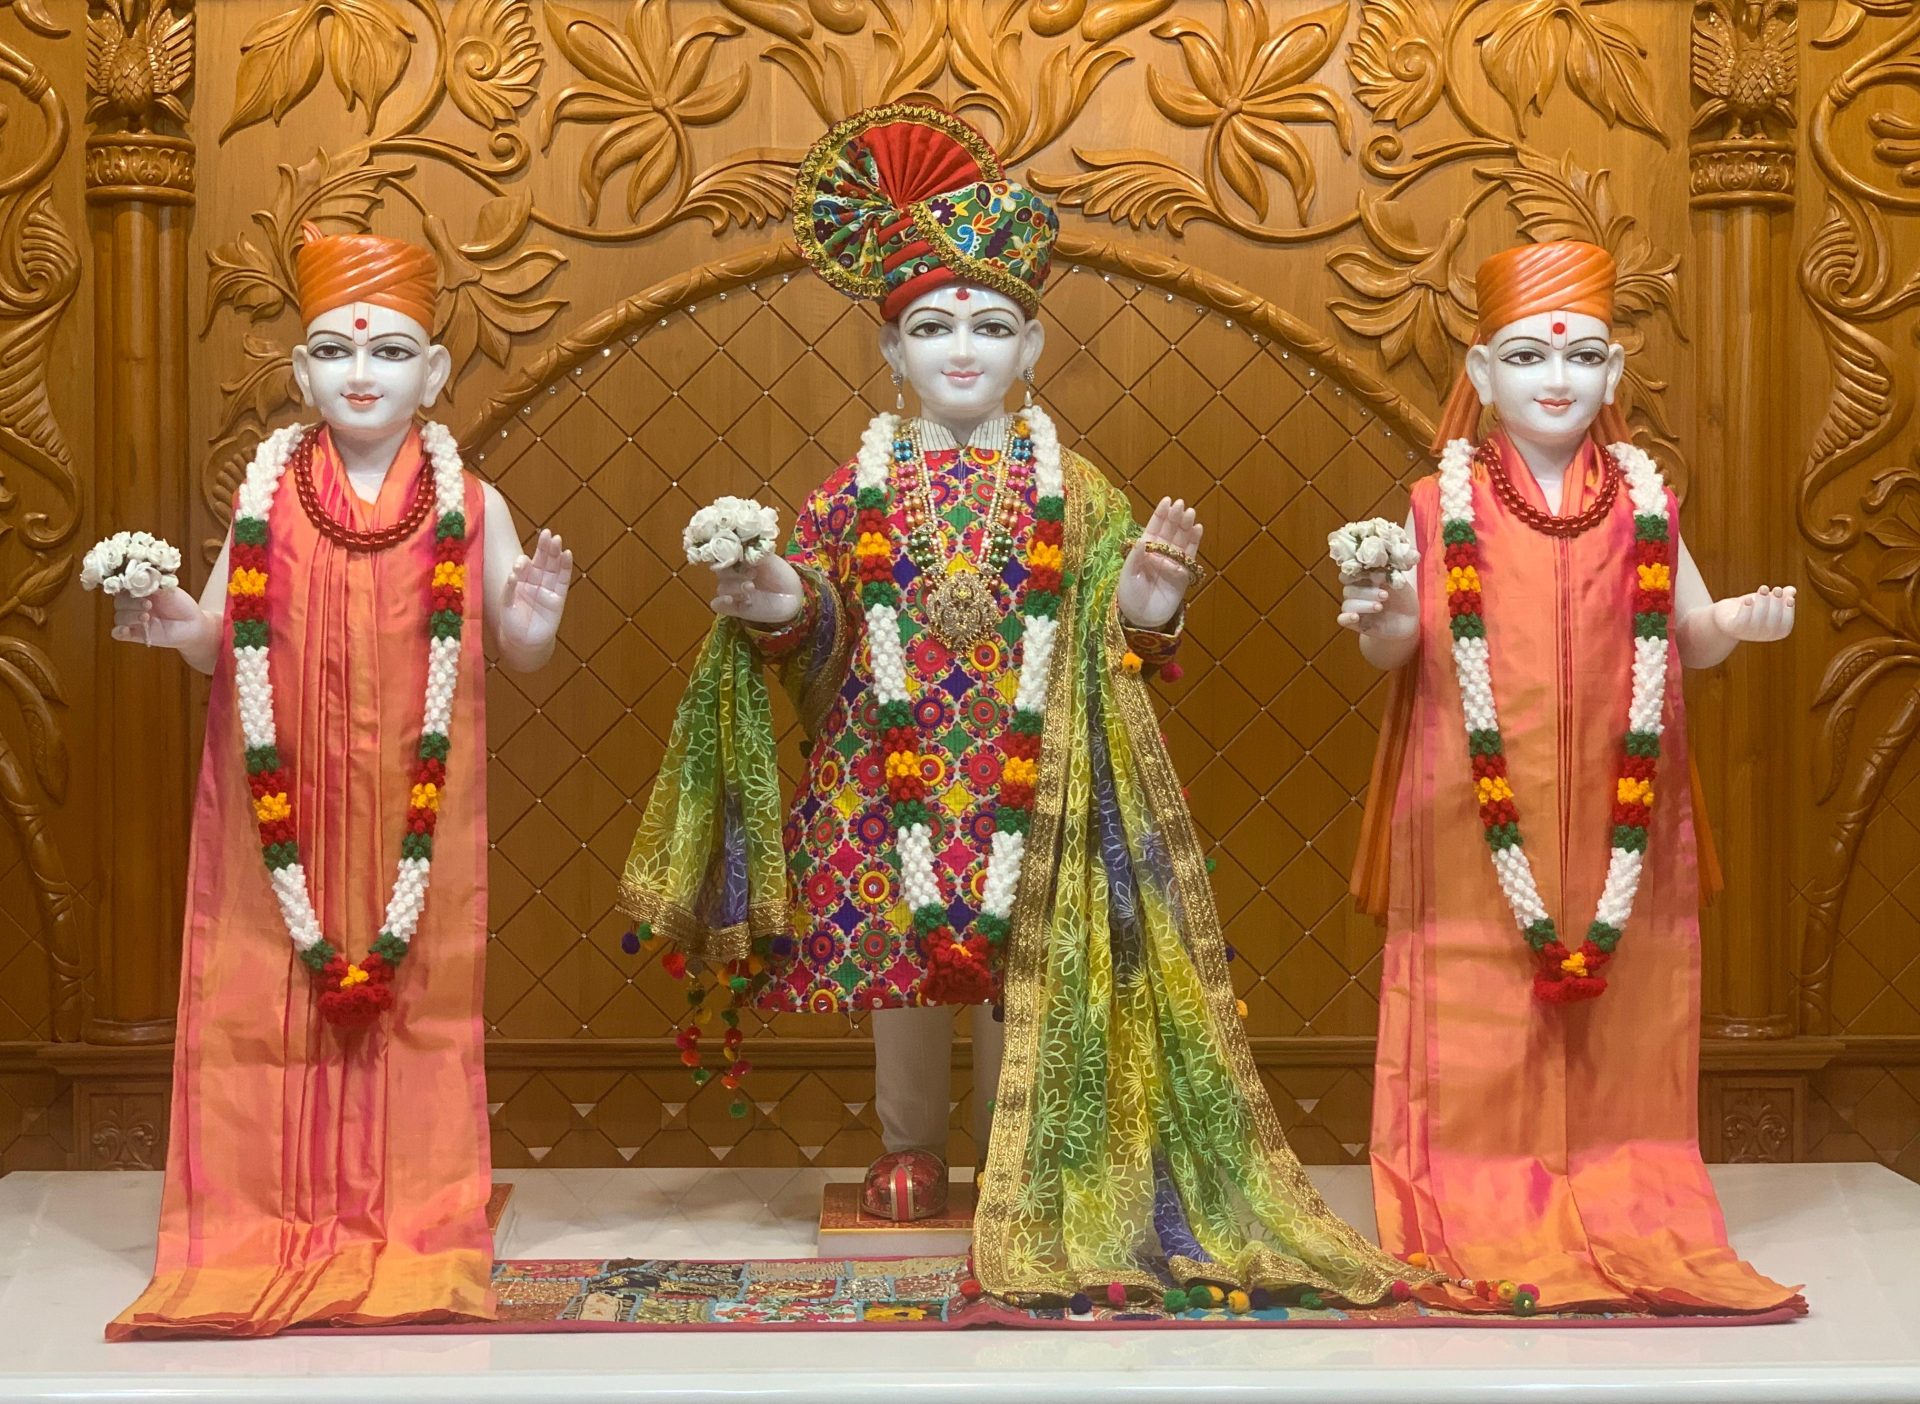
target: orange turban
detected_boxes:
[1431,240,1627,454]
[295,221,439,331]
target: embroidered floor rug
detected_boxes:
[295,1255,1802,1333]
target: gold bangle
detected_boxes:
[1141,538,1206,587]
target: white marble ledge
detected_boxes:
[0,1162,1917,1404]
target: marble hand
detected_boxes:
[499,529,573,654]
[1337,577,1418,641]
[110,585,208,651]
[709,551,804,625]
[1119,497,1203,630]
[1711,584,1795,643]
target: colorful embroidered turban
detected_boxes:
[793,103,1058,321]
[295,220,440,331]
[1432,239,1628,453]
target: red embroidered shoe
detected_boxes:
[862,1149,949,1222]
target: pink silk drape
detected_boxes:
[1365,433,1801,1315]
[110,428,496,1339]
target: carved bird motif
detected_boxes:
[1692,0,1796,138]
[86,1,193,127]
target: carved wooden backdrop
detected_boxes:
[0,0,1915,1177]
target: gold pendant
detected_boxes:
[924,568,1000,649]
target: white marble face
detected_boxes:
[291,301,451,441]
[880,283,1044,430]
[1465,309,1625,455]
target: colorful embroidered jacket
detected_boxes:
[750,417,1179,1011]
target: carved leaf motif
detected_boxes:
[224,0,418,140]
[1348,0,1445,127]
[425,214,567,383]
[717,0,814,42]
[680,153,802,233]
[1,0,62,36]
[1476,0,1667,145]
[0,644,65,801]
[1029,151,1216,231]
[543,1,749,222]
[447,0,543,130]
[1815,0,1919,48]
[952,0,1133,162]
[1082,1,1176,41]
[873,0,952,102]
[220,334,296,435]
[1329,197,1474,389]
[0,189,81,493]
[7,553,71,632]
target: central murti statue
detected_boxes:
[622,102,1416,1305]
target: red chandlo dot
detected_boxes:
[1551,320,1566,335]
[954,288,970,301]
[354,317,368,330]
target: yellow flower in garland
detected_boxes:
[253,791,292,823]
[1003,755,1037,786]
[340,963,371,988]
[410,781,442,811]
[229,567,267,597]
[1028,540,1064,571]
[1616,777,1653,805]
[884,751,919,779]
[1637,562,1671,591]
[432,561,466,590]
[1446,564,1481,593]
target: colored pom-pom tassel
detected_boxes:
[728,1099,748,1119]
[1202,1284,1225,1307]
[1226,1290,1250,1314]
[1496,1279,1517,1303]
[1513,1289,1539,1316]
[1068,1292,1092,1315]
[1204,855,1217,873]
[1164,1289,1190,1313]
[1406,1251,1430,1269]
[1105,1282,1127,1308]
[959,1278,983,1301]
[691,1067,711,1085]
[1299,1290,1324,1310]
[1249,1287,1271,1311]
[1235,998,1249,1018]
[1162,662,1184,682]
[1389,1280,1412,1302]
[620,929,640,956]
[1517,1282,1539,1298]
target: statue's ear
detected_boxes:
[1465,343,1496,406]
[1602,341,1626,405]
[1018,314,1045,380]
[878,319,904,379]
[420,343,453,409]
[290,344,315,406]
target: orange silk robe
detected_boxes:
[1358,433,1801,1314]
[110,429,495,1339]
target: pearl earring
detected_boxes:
[892,369,904,412]
[1022,367,1035,409]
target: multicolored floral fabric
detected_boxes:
[749,420,1175,1013]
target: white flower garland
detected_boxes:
[236,421,467,966]
[1437,437,1670,982]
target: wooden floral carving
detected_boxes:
[1475,0,1667,145]
[223,0,418,139]
[86,0,193,130]
[446,0,542,130]
[1347,0,1445,128]
[542,1,749,223]
[1328,196,1472,391]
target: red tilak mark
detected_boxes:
[954,288,970,301]
[1551,321,1566,335]
[354,317,368,330]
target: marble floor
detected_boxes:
[1,1162,1917,1403]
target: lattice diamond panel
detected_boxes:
[479,261,1421,1164]
[1828,736,1920,1036]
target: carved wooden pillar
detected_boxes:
[83,127,195,1044]
[1686,0,1799,1040]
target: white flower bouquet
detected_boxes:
[683,496,781,570]
[1327,517,1419,585]
[80,531,182,598]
